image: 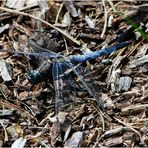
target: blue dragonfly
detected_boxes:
[27,39,131,106]
[4,38,131,145]
[26,39,131,132]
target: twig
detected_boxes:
[92,104,105,131]
[21,102,36,116]
[107,0,117,13]
[63,36,69,55]
[126,39,144,57]
[0,7,80,46]
[121,104,148,115]
[0,99,34,120]
[114,117,141,139]
[101,0,108,38]
[0,4,39,17]
[55,3,63,24]
[0,119,8,142]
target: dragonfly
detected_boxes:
[27,37,131,144]
[2,36,131,146]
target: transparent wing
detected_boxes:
[52,59,100,129]
[64,57,100,105]
[52,62,65,117]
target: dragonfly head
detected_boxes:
[28,70,41,84]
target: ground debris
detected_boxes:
[0,0,148,147]
[64,131,83,148]
[11,137,27,148]
[118,76,132,92]
[0,59,12,82]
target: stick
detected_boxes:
[114,117,141,139]
[0,7,80,46]
[101,0,108,38]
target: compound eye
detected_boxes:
[28,70,41,84]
